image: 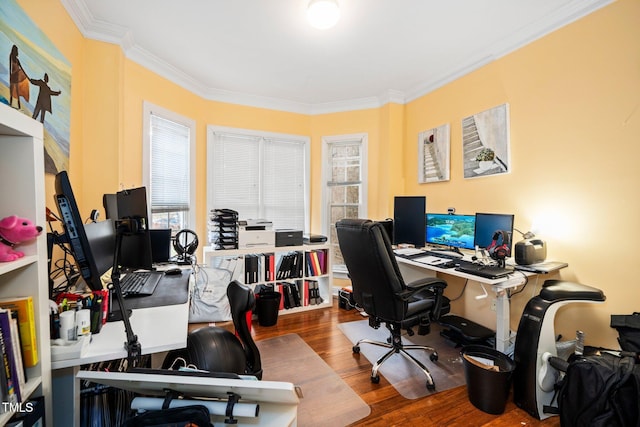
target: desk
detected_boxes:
[77,370,299,426]
[51,270,191,426]
[396,255,546,353]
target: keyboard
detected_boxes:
[119,271,163,297]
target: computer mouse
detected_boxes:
[164,267,182,276]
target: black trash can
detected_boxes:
[461,345,516,414]
[256,292,281,327]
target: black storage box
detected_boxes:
[275,229,303,247]
[438,314,495,347]
[338,289,356,310]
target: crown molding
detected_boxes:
[62,0,614,115]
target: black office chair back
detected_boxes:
[336,218,408,321]
[227,280,262,379]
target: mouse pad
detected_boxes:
[111,269,191,311]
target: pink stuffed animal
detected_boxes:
[0,216,43,262]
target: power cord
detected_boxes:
[508,270,531,297]
[448,278,469,301]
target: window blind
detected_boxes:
[150,114,190,213]
[211,131,307,231]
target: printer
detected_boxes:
[238,219,275,248]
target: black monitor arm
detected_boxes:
[110,220,141,369]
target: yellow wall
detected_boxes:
[403,0,640,347]
[17,0,639,348]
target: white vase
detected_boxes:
[478,160,494,171]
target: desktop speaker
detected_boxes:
[515,239,546,265]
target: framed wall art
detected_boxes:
[1,0,72,174]
[418,123,450,183]
[462,103,510,179]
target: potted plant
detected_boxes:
[475,147,495,170]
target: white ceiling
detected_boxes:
[62,0,612,114]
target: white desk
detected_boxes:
[396,255,541,353]
[51,277,191,426]
[77,370,299,426]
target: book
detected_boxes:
[0,309,21,403]
[9,311,26,394]
[0,296,38,367]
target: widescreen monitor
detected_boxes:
[474,213,515,257]
[54,171,105,291]
[426,213,476,250]
[393,196,426,248]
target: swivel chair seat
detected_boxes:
[336,218,450,390]
[163,280,262,379]
[513,279,605,420]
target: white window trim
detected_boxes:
[142,101,197,229]
[321,133,368,273]
[206,125,311,233]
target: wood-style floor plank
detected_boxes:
[192,300,561,426]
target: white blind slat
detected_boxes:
[151,114,190,212]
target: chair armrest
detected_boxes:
[398,277,448,320]
[405,277,447,292]
[397,277,446,299]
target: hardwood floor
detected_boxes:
[204,299,562,427]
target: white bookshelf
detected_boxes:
[203,244,333,316]
[0,103,51,426]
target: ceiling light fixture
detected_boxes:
[307,0,340,30]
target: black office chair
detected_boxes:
[336,218,450,390]
[163,280,262,379]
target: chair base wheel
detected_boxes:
[353,345,360,354]
[430,352,438,362]
[427,382,436,391]
[371,375,380,384]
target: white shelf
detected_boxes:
[203,244,333,316]
[0,103,51,426]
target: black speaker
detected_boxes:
[515,239,547,265]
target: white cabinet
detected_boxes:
[0,103,51,426]
[203,244,333,316]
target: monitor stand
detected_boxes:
[107,308,132,322]
[429,247,464,258]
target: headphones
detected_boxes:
[173,229,199,260]
[486,230,511,261]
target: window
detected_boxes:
[207,126,310,234]
[142,102,196,233]
[322,134,368,273]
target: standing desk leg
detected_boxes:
[52,366,81,427]
[494,289,512,354]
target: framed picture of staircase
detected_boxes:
[418,123,450,183]
[462,103,511,179]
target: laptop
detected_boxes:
[456,264,514,279]
[514,261,568,274]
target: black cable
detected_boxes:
[508,270,530,297]
[448,278,469,301]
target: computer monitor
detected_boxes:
[474,213,515,257]
[393,196,426,247]
[426,213,476,250]
[116,187,154,271]
[85,219,116,279]
[149,229,172,263]
[103,193,118,220]
[54,171,105,291]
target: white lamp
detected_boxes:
[307,0,340,29]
